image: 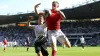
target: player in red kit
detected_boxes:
[35,1,71,56]
[3,38,8,52]
[46,1,71,56]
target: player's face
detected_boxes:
[52,2,59,10]
[38,15,44,25]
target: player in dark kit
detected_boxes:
[80,36,85,49]
[27,15,48,56]
[27,3,49,56]
[26,37,30,51]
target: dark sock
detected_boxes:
[27,48,29,51]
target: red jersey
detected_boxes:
[46,10,62,30]
[3,40,7,45]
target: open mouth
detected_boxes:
[52,4,56,7]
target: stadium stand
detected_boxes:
[0,26,35,47]
[61,20,100,46]
[0,20,100,47]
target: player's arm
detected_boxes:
[34,3,50,17]
[27,16,35,29]
[58,10,66,19]
[27,16,32,28]
[34,3,41,15]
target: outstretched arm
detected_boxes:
[34,3,41,15]
[27,16,33,28]
[58,10,66,19]
[34,3,50,17]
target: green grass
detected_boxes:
[0,47,100,56]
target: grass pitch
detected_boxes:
[0,47,100,56]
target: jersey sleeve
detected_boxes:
[30,25,36,29]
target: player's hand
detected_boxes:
[57,10,66,19]
[35,3,41,8]
[29,16,33,20]
[44,10,51,17]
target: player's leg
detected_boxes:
[62,41,65,48]
[50,36,57,56]
[57,30,71,48]
[64,36,71,48]
[27,46,29,51]
[41,44,49,56]
[48,35,57,56]
[34,42,42,56]
[3,45,6,52]
[37,51,42,56]
[15,45,17,48]
[48,30,57,56]
[27,47,29,51]
[81,43,84,48]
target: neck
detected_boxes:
[38,23,42,25]
[38,24,41,25]
[52,9,57,11]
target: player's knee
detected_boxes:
[51,44,57,50]
[68,44,71,48]
[65,42,71,48]
[52,46,57,51]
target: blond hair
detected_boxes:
[52,1,59,4]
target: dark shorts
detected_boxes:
[26,44,30,47]
[81,43,85,46]
[34,42,49,56]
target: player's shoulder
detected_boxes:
[33,25,38,28]
[35,25,40,27]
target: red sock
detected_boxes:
[52,50,56,56]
